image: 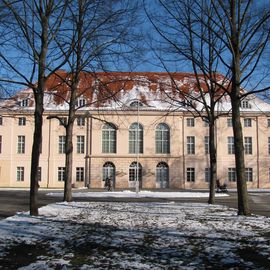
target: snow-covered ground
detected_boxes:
[47,190,229,198]
[0,196,269,269]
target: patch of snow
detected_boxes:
[0,202,269,269]
[46,190,229,198]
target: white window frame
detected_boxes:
[58,167,65,182]
[17,135,25,154]
[129,123,143,154]
[187,136,195,154]
[186,167,195,182]
[76,97,86,108]
[244,137,252,155]
[58,136,66,154]
[155,123,170,154]
[102,123,116,154]
[20,99,28,107]
[227,118,233,127]
[228,137,235,154]
[77,117,85,126]
[228,168,236,182]
[204,136,209,155]
[244,118,252,127]
[186,118,195,127]
[245,168,253,182]
[17,167,24,181]
[76,167,84,182]
[129,162,142,182]
[77,135,85,154]
[18,117,26,126]
[241,100,251,109]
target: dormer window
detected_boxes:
[240,100,252,109]
[76,97,86,108]
[20,99,28,107]
[130,100,143,108]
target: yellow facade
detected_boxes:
[1,110,270,189]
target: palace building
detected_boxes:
[1,71,270,189]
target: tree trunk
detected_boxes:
[231,96,251,215]
[30,93,43,216]
[208,118,217,204]
[64,120,74,202]
[230,0,251,216]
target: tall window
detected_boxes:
[228,168,236,182]
[187,136,195,154]
[156,162,169,188]
[129,162,142,182]
[58,167,65,182]
[245,168,253,182]
[186,168,195,182]
[268,137,270,155]
[227,118,233,127]
[129,123,143,154]
[267,119,270,127]
[58,136,66,154]
[17,135,25,154]
[244,137,252,155]
[76,97,86,107]
[228,137,235,154]
[155,123,170,154]
[186,118,195,127]
[77,117,85,126]
[0,135,2,154]
[77,136,85,154]
[0,116,2,125]
[240,100,251,109]
[20,99,28,107]
[17,167,24,181]
[76,167,84,182]
[18,117,26,126]
[244,118,252,127]
[205,168,210,182]
[102,162,115,183]
[204,136,209,154]
[102,123,116,153]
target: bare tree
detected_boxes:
[47,0,139,202]
[145,0,229,204]
[0,0,69,215]
[146,0,269,215]
[210,0,270,215]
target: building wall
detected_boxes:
[1,110,270,189]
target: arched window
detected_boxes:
[129,123,143,154]
[155,123,170,154]
[102,162,115,187]
[129,162,142,182]
[102,123,116,153]
[156,162,169,188]
[129,100,143,108]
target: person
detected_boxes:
[105,177,112,191]
[107,177,112,191]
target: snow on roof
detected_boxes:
[1,71,270,113]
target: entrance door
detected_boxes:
[156,162,169,188]
[103,162,116,188]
